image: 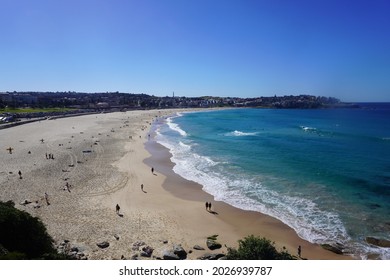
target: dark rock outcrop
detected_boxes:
[173,244,187,259]
[56,240,88,259]
[365,237,390,248]
[162,250,180,260]
[321,243,343,254]
[198,253,226,260]
[141,246,154,258]
[206,239,222,250]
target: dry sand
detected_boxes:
[0,109,352,260]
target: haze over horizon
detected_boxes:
[1,0,389,102]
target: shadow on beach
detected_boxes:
[207,210,218,215]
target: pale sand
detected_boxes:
[0,109,352,260]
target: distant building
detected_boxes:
[96,102,109,108]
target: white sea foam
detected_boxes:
[218,180,350,245]
[300,125,317,132]
[225,130,258,137]
[166,117,187,137]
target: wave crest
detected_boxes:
[167,117,187,136]
[300,126,317,132]
[225,130,258,137]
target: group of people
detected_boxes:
[205,202,212,211]
[45,153,55,159]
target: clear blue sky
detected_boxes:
[1,0,389,101]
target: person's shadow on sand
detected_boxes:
[208,210,218,215]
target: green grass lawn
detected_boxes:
[0,107,75,114]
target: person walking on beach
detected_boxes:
[18,170,22,179]
[141,184,144,192]
[45,192,50,206]
[116,204,120,214]
[65,182,71,192]
[298,245,302,258]
[205,202,209,211]
[208,202,212,211]
[151,167,154,174]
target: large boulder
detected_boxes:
[365,237,390,248]
[173,244,187,259]
[162,250,180,260]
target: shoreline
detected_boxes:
[0,109,353,260]
[143,110,353,260]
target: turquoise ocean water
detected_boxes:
[154,104,390,259]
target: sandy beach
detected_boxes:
[0,109,352,260]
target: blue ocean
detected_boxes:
[154,104,390,259]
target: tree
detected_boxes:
[0,200,62,259]
[226,235,295,260]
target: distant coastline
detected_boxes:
[1,91,356,112]
[3,92,387,132]
[1,92,363,130]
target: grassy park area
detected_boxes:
[0,107,75,114]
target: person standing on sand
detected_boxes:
[18,170,22,179]
[151,167,154,174]
[208,202,212,211]
[298,245,302,258]
[116,204,120,214]
[205,202,209,211]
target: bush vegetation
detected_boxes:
[0,200,67,259]
[226,235,295,260]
